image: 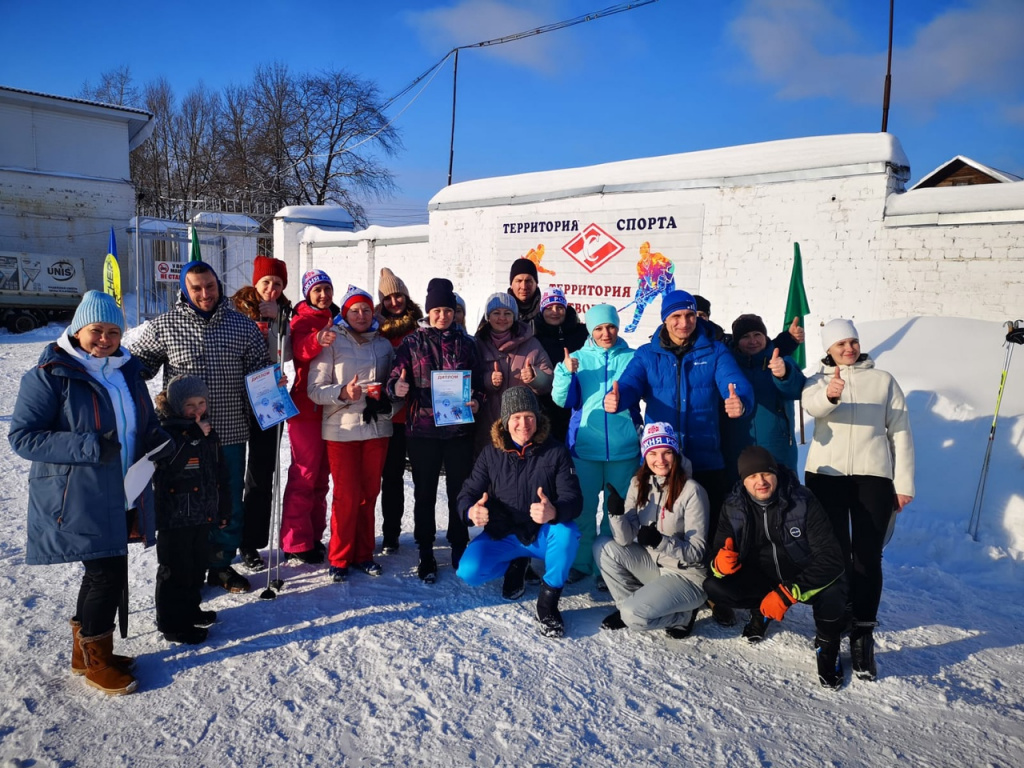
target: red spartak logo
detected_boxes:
[562,224,624,273]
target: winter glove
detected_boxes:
[636,522,663,549]
[362,391,393,424]
[605,483,625,516]
[98,431,121,464]
[712,537,742,577]
[760,584,797,622]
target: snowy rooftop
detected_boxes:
[275,205,356,229]
[303,223,429,245]
[430,133,911,209]
[885,181,1024,223]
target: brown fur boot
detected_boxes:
[79,628,138,695]
[70,619,134,676]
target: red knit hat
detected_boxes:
[252,256,288,288]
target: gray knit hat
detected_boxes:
[500,386,541,429]
[69,290,124,335]
[166,374,210,416]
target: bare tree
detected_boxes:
[80,65,141,107]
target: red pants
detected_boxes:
[326,437,389,568]
[280,418,331,553]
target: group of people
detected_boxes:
[10,253,914,696]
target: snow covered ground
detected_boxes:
[0,316,1022,767]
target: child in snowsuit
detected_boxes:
[154,375,230,644]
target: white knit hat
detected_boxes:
[641,422,679,458]
[821,319,859,353]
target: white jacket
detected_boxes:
[610,453,709,578]
[802,356,915,497]
[308,325,395,443]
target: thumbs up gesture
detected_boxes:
[491,360,503,389]
[468,491,490,527]
[724,382,745,418]
[767,347,786,379]
[520,360,536,384]
[563,347,578,374]
[343,373,362,402]
[195,411,211,437]
[530,486,556,524]
[713,536,742,576]
[603,380,620,413]
[826,365,845,402]
[788,316,805,344]
[394,368,410,398]
[317,320,337,347]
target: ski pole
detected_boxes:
[968,320,1023,540]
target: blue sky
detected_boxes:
[2,0,1022,225]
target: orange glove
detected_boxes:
[712,537,741,577]
[760,584,797,621]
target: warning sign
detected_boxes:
[155,261,185,283]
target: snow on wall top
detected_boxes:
[429,133,911,209]
[275,205,356,229]
[886,181,1024,216]
[190,212,261,232]
[303,224,429,245]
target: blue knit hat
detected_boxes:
[660,290,698,322]
[485,292,519,319]
[69,290,124,335]
[302,269,332,299]
[585,304,619,333]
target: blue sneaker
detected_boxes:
[329,566,349,583]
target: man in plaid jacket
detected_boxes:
[128,261,270,593]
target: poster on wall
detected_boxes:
[496,205,704,343]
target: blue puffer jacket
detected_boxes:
[615,323,755,472]
[551,336,640,462]
[9,341,167,565]
[721,341,805,479]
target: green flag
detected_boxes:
[783,242,810,369]
[189,226,202,262]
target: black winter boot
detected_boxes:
[815,635,845,690]
[502,558,528,601]
[536,581,565,638]
[850,622,878,681]
[742,611,772,643]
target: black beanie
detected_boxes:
[425,277,457,311]
[732,313,767,340]
[737,445,778,480]
[694,294,711,315]
[509,258,538,284]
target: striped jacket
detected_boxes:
[127,295,271,445]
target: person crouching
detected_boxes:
[703,446,849,689]
[153,375,230,644]
[456,387,583,638]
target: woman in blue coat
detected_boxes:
[721,314,805,483]
[551,304,640,584]
[9,291,169,696]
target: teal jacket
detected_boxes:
[551,336,640,462]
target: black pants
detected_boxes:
[405,434,473,552]
[380,422,407,546]
[704,565,848,641]
[155,524,210,632]
[693,468,728,566]
[805,472,895,623]
[75,555,127,637]
[242,415,280,551]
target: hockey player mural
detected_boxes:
[622,241,675,333]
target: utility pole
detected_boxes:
[881,0,894,132]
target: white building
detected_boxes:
[275,133,1023,358]
[0,86,153,290]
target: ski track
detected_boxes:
[1,321,1023,767]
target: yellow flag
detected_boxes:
[103,253,122,308]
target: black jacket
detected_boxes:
[714,468,844,601]
[154,415,231,530]
[457,415,582,545]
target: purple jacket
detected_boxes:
[386,323,484,440]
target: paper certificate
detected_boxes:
[245,364,299,431]
[124,440,171,509]
[431,370,474,426]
